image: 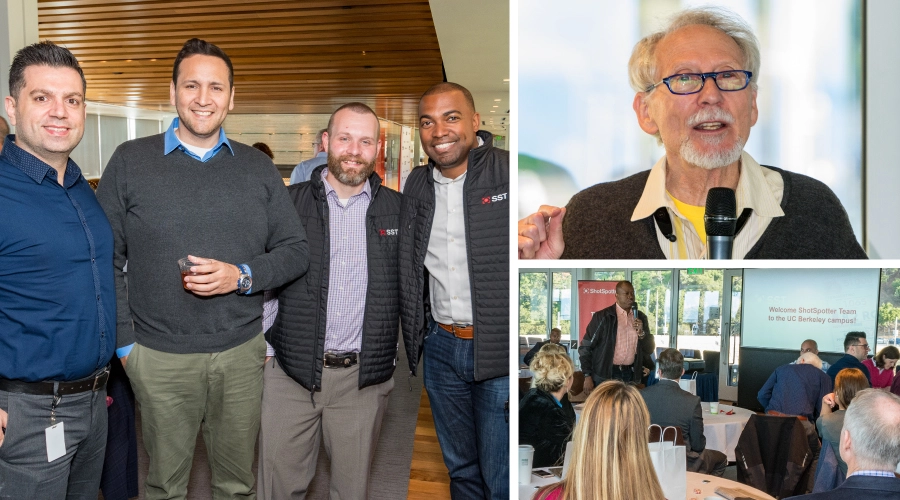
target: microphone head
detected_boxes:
[705,187,737,237]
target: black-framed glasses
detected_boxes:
[646,70,753,95]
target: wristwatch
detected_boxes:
[236,264,252,294]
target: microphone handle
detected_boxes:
[708,235,734,260]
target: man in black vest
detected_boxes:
[518,6,865,260]
[260,102,401,499]
[400,82,509,499]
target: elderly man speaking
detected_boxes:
[519,7,865,260]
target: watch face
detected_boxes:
[239,276,251,290]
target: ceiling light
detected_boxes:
[503,78,509,82]
[490,110,495,112]
[494,99,501,101]
[492,105,498,108]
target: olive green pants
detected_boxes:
[126,334,266,500]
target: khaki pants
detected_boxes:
[257,358,393,500]
[126,334,266,500]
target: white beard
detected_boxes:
[680,134,745,170]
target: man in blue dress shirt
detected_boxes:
[758,352,833,421]
[0,41,116,499]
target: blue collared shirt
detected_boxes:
[163,117,233,162]
[0,136,116,382]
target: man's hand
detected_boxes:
[634,318,644,338]
[0,408,7,448]
[183,255,241,296]
[643,366,650,377]
[265,356,272,365]
[583,377,594,395]
[518,206,566,259]
[120,355,128,369]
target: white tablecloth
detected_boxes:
[573,402,753,462]
[699,402,754,462]
[519,470,775,499]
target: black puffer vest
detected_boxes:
[399,131,509,381]
[268,166,402,393]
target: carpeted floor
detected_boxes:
[129,339,423,499]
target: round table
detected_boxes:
[573,402,754,462]
[519,470,775,499]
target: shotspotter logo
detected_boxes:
[482,192,508,204]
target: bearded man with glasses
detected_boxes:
[518,6,866,260]
[827,332,873,386]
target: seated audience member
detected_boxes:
[520,350,577,467]
[534,381,666,500]
[816,368,870,476]
[785,390,900,499]
[524,328,569,366]
[792,339,831,372]
[641,348,727,477]
[826,332,872,385]
[758,352,833,421]
[862,345,898,389]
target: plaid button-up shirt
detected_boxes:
[322,169,371,353]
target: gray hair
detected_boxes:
[797,352,822,370]
[314,128,327,146]
[628,7,760,95]
[843,389,900,470]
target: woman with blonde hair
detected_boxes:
[520,350,576,467]
[817,367,870,476]
[534,380,665,500]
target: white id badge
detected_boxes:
[45,421,66,462]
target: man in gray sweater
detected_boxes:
[96,38,308,500]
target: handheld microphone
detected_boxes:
[704,187,737,260]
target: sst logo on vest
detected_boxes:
[481,192,508,204]
[379,228,398,236]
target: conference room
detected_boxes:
[518,266,900,499]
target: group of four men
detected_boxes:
[0,39,509,500]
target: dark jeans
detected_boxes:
[0,386,108,500]
[593,365,635,385]
[423,320,509,500]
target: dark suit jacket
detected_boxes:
[786,474,900,499]
[640,379,706,454]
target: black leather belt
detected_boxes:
[0,366,110,396]
[324,351,358,369]
[612,364,633,372]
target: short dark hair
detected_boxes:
[172,38,234,87]
[657,348,684,380]
[550,328,561,335]
[0,116,9,137]
[844,331,867,352]
[326,102,380,137]
[420,82,476,113]
[9,41,85,99]
[251,142,274,160]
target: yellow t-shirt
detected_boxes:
[669,192,706,245]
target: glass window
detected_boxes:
[593,270,625,281]
[876,268,900,356]
[631,270,672,351]
[677,270,723,358]
[519,272,549,341]
[552,272,572,340]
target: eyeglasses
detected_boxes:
[646,70,753,95]
[852,343,871,351]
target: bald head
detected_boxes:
[800,339,818,355]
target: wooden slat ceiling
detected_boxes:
[37,0,445,125]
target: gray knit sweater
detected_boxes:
[96,134,309,354]
[561,166,867,259]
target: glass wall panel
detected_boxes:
[876,268,900,356]
[135,119,161,139]
[551,272,572,339]
[592,270,625,281]
[519,272,549,341]
[676,270,723,357]
[100,115,128,173]
[71,114,101,178]
[632,270,673,351]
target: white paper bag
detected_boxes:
[648,425,687,500]
[678,371,698,396]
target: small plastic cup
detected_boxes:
[709,401,719,414]
[518,445,535,485]
[178,257,200,290]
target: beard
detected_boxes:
[327,152,375,187]
[679,107,745,170]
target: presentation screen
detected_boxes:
[742,268,880,352]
